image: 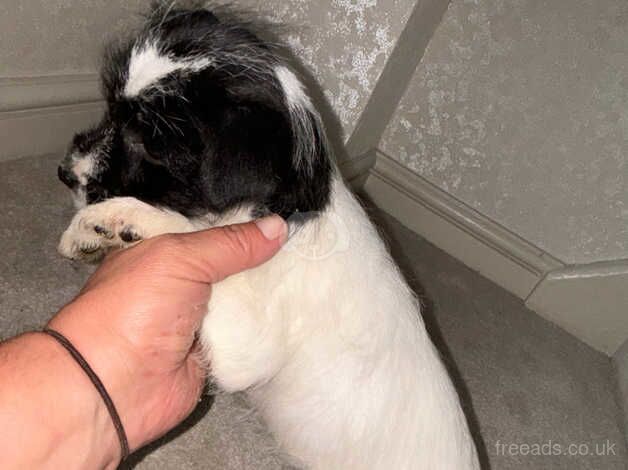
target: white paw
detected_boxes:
[58,206,142,262]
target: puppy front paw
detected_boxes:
[58,207,142,262]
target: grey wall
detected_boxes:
[1,0,416,139]
[240,0,415,137]
[381,0,628,264]
[8,0,625,265]
[0,0,148,77]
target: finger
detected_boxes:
[174,215,288,284]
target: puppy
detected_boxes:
[58,5,479,469]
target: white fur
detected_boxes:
[71,187,87,210]
[125,42,212,97]
[72,153,97,185]
[59,176,479,469]
[274,65,313,110]
[274,66,322,172]
[57,197,198,259]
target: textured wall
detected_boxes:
[237,0,415,136]
[381,0,628,264]
[1,0,415,137]
[0,0,149,76]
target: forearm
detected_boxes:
[0,332,118,470]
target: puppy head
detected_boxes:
[58,5,332,218]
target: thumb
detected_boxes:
[173,215,288,284]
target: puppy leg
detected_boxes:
[201,275,286,392]
[58,197,196,261]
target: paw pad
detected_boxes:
[119,228,142,243]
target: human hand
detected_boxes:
[48,215,287,463]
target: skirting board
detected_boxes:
[365,150,564,299]
[0,73,104,162]
[527,261,628,355]
[0,74,101,112]
[364,150,628,355]
[338,150,377,189]
[0,102,105,162]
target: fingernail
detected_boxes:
[255,215,288,242]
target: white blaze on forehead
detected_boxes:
[124,41,212,97]
[274,66,313,110]
[72,153,97,186]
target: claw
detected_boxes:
[79,242,101,254]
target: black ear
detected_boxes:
[199,97,331,218]
[193,64,334,218]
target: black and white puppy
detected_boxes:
[58,5,479,469]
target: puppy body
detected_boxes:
[57,5,479,469]
[207,176,478,469]
[59,175,478,469]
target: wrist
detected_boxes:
[0,332,119,469]
[40,331,122,468]
[49,297,158,451]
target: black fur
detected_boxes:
[59,4,332,219]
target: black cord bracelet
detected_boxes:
[42,327,130,461]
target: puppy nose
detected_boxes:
[58,165,77,188]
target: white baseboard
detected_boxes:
[365,150,564,298]
[0,74,101,112]
[338,149,377,189]
[0,102,105,162]
[0,74,104,162]
[365,150,628,355]
[527,261,628,355]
